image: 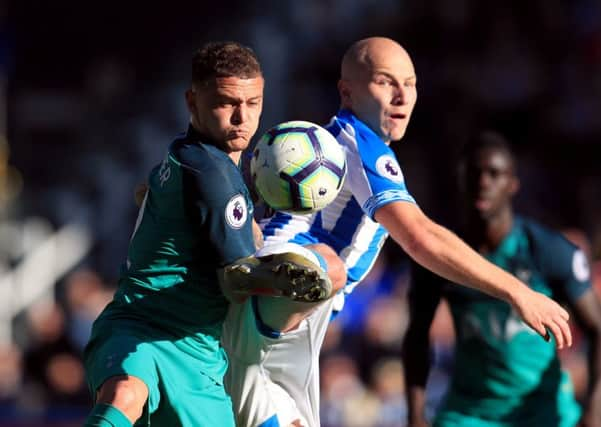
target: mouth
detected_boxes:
[227,130,248,140]
[389,113,407,120]
[474,197,492,211]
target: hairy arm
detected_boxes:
[374,202,571,348]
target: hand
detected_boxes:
[511,287,571,349]
[134,183,149,207]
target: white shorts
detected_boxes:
[222,296,334,427]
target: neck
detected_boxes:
[228,151,242,164]
[188,119,240,164]
[468,206,514,253]
[340,108,391,145]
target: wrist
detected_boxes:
[504,278,529,307]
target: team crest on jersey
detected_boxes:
[572,249,590,282]
[375,155,404,183]
[225,194,248,229]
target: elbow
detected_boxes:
[377,203,443,267]
[400,220,439,266]
[403,233,429,262]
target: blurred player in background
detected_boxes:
[403,131,601,427]
[83,41,332,427]
[222,37,573,427]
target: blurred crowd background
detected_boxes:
[2,0,601,426]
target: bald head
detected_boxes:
[341,37,413,81]
[338,37,417,143]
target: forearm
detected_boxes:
[407,387,428,424]
[377,202,571,348]
[402,330,432,423]
[404,364,430,424]
[400,219,524,304]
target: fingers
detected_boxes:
[523,291,572,349]
[555,315,573,348]
[545,321,564,349]
[540,316,573,350]
[546,300,572,349]
[559,305,570,321]
[528,317,548,339]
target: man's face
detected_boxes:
[186,76,264,153]
[341,47,417,143]
[465,148,518,219]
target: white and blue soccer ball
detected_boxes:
[251,120,347,213]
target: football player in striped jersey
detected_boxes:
[222,37,573,427]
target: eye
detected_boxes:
[489,169,501,179]
[375,77,392,86]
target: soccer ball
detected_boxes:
[251,120,347,213]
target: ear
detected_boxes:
[338,79,352,108]
[185,89,196,114]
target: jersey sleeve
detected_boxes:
[529,224,592,303]
[177,145,256,266]
[347,137,416,220]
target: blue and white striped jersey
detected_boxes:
[262,109,416,311]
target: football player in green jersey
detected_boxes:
[403,131,601,427]
[82,41,340,427]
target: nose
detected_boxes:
[231,104,246,125]
[392,86,407,106]
[478,171,493,190]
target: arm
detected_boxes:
[374,202,571,348]
[568,290,601,427]
[534,230,600,426]
[402,262,443,427]
[252,219,264,250]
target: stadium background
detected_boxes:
[1,0,601,425]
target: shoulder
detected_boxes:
[520,217,575,254]
[329,116,397,167]
[520,218,592,298]
[520,216,585,275]
[170,138,233,175]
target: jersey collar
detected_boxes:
[186,124,220,148]
[335,109,385,146]
[488,216,523,261]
